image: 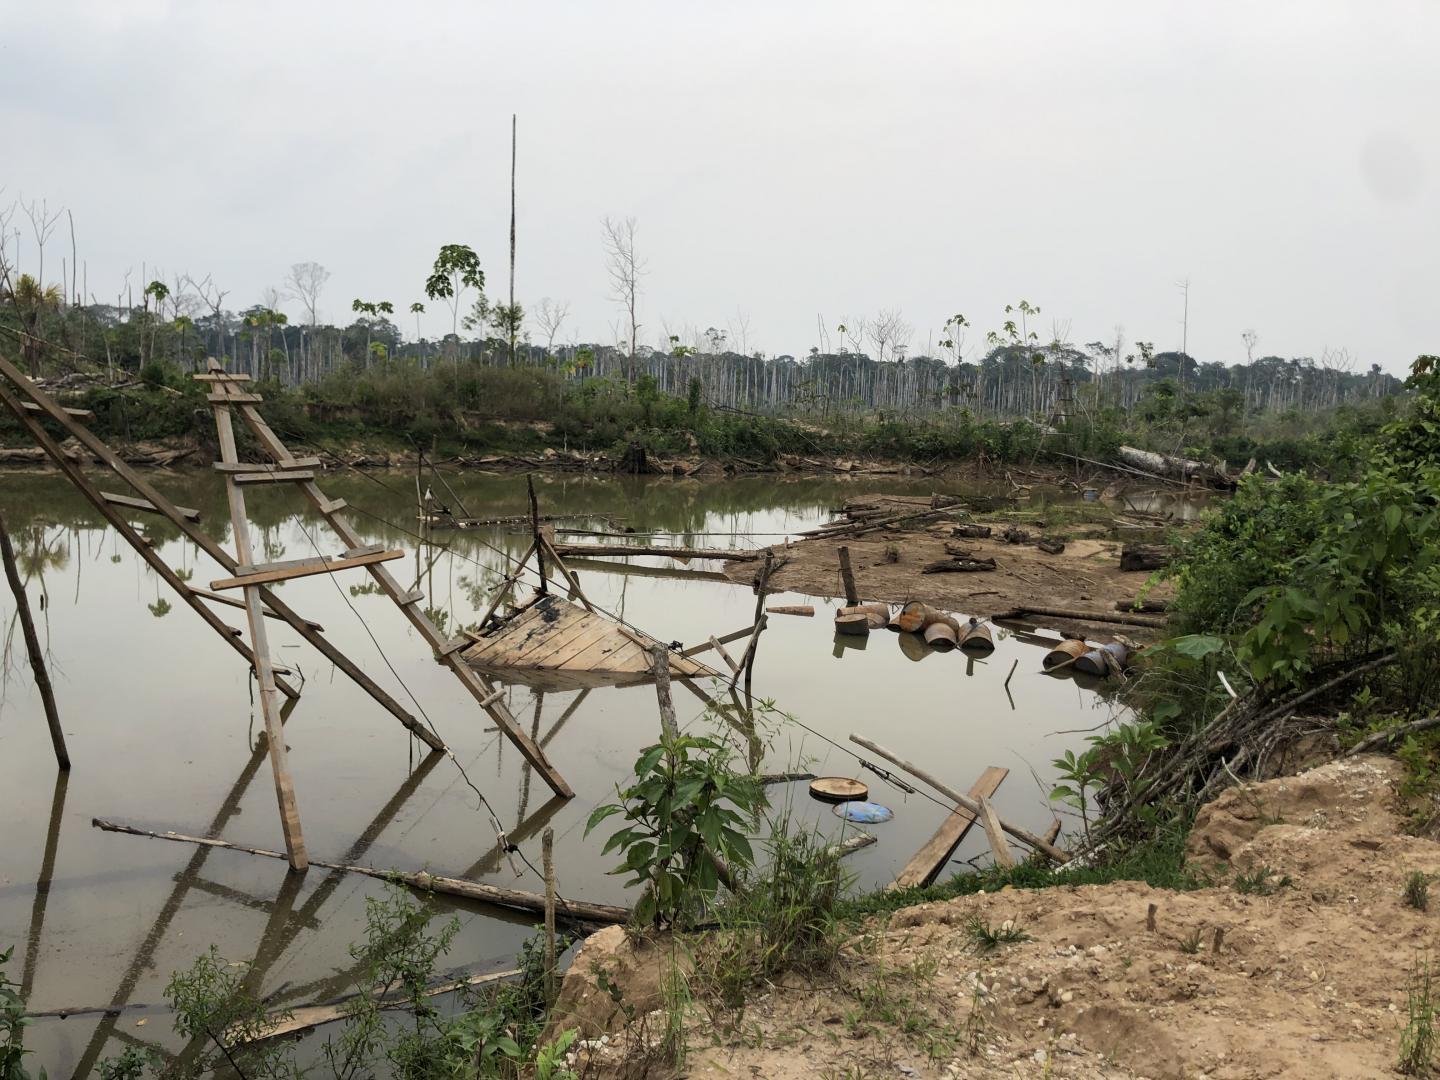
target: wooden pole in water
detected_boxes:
[848,734,1069,863]
[650,643,678,738]
[542,826,557,1002]
[528,474,547,592]
[0,508,68,769]
[91,817,629,924]
[838,546,860,606]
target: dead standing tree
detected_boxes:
[602,215,645,381]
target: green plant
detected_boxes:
[164,946,300,1079]
[587,730,765,928]
[1407,871,1431,912]
[1233,866,1292,896]
[533,1028,579,1080]
[1,947,41,1080]
[1178,928,1204,955]
[1401,952,1438,1076]
[96,1048,155,1080]
[964,913,1030,952]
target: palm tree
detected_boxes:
[2,274,63,376]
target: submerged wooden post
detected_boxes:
[0,508,68,769]
[838,546,860,606]
[732,550,774,696]
[528,474,548,593]
[210,390,307,871]
[542,826,557,1002]
[651,643,678,738]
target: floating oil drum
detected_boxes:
[896,600,947,633]
[1042,637,1089,669]
[923,621,958,649]
[897,631,932,662]
[1074,641,1131,677]
[835,613,872,636]
[809,777,869,803]
[959,618,994,653]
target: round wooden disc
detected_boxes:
[809,776,869,803]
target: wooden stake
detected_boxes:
[708,635,740,674]
[977,794,1015,869]
[529,474,547,592]
[0,508,68,769]
[542,826,557,1002]
[1146,903,1157,932]
[848,734,1069,863]
[838,546,859,606]
[651,644,678,737]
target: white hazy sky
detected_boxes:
[2,0,1437,371]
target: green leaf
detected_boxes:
[1170,634,1226,660]
[585,803,623,835]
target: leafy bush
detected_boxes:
[587,731,765,929]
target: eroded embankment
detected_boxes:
[554,755,1437,1079]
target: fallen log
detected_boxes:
[1002,526,1029,544]
[766,604,815,616]
[1036,538,1066,555]
[1118,445,1232,488]
[91,818,630,925]
[995,605,1165,629]
[951,524,992,539]
[922,557,997,574]
[829,833,878,859]
[1114,598,1171,613]
[848,736,1069,863]
[551,542,757,562]
[1120,544,1170,572]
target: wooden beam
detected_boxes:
[977,795,1016,869]
[21,401,94,420]
[551,542,759,562]
[193,372,253,382]
[213,458,321,473]
[891,765,1008,890]
[210,548,403,590]
[680,624,756,657]
[93,817,626,923]
[100,491,201,523]
[207,392,264,404]
[191,588,324,631]
[241,544,384,576]
[232,469,316,484]
[708,635,740,674]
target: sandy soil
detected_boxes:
[555,754,1440,1078]
[725,493,1175,638]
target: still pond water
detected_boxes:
[1,469,1143,1074]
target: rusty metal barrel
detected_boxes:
[1042,638,1089,669]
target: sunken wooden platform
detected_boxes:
[462,593,722,689]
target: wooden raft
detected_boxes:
[463,593,721,689]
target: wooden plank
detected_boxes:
[464,606,548,661]
[210,548,403,590]
[532,621,617,670]
[435,637,469,658]
[890,766,1009,890]
[504,606,596,664]
[240,545,385,577]
[207,392,264,404]
[977,794,1015,869]
[193,372,253,382]
[316,497,347,514]
[100,491,201,523]
[558,630,636,672]
[681,624,756,657]
[396,588,424,606]
[191,588,325,632]
[21,401,94,420]
[213,458,321,473]
[595,639,649,673]
[233,470,316,484]
[709,635,740,674]
[514,615,607,669]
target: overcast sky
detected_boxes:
[2,0,1436,371]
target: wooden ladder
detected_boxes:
[202,362,573,816]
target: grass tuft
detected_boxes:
[1233,865,1293,896]
[964,914,1030,952]
[1400,952,1438,1076]
[1407,871,1431,912]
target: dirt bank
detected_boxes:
[726,493,1177,637]
[555,754,1440,1078]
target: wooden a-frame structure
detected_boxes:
[0,353,572,872]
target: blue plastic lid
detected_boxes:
[832,801,894,823]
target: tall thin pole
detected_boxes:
[509,113,517,369]
[0,507,69,768]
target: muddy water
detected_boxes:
[0,469,1146,1074]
